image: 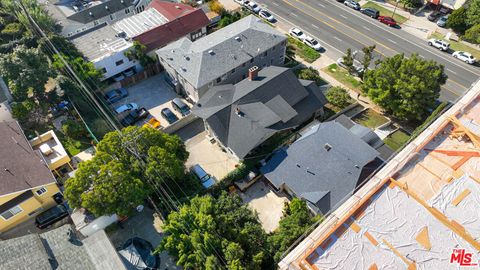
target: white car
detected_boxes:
[247,1,261,13]
[289,27,307,40]
[303,36,322,51]
[452,51,476,64]
[234,0,244,4]
[115,103,138,114]
[259,9,275,22]
[428,39,449,51]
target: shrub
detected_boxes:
[62,119,85,139]
[295,67,327,86]
[208,0,225,14]
[464,24,480,44]
[326,86,353,109]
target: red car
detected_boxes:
[378,16,396,27]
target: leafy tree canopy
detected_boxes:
[296,67,325,86]
[447,7,468,33]
[326,86,353,109]
[64,126,189,216]
[158,192,272,270]
[124,41,155,67]
[466,0,480,26]
[362,53,446,121]
[464,23,480,44]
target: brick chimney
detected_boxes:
[248,66,259,81]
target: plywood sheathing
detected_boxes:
[382,239,416,268]
[415,227,432,250]
[368,264,378,270]
[364,232,379,246]
[451,189,471,206]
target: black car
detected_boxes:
[120,108,149,126]
[119,238,160,269]
[361,7,379,19]
[35,203,69,229]
[428,11,441,21]
[161,108,179,124]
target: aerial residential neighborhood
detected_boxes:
[0,0,479,269]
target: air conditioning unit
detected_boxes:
[39,143,53,155]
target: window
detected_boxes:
[115,60,124,66]
[242,74,246,80]
[109,14,116,21]
[125,8,131,14]
[191,30,203,41]
[263,51,268,57]
[216,77,221,83]
[100,67,107,74]
[36,187,47,196]
[93,20,99,26]
[230,68,235,74]
[272,46,275,51]
[250,58,254,63]
[1,205,23,220]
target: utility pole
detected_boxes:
[392,0,400,18]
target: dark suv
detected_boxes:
[35,203,69,229]
[361,8,379,18]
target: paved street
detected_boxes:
[255,0,480,102]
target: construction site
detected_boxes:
[280,80,480,270]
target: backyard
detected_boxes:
[322,64,362,91]
[383,129,410,151]
[361,2,408,24]
[352,109,389,129]
[429,32,480,60]
[287,37,321,63]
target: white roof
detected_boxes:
[112,8,169,38]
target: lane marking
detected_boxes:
[317,2,325,7]
[311,24,319,29]
[334,36,342,41]
[362,26,371,31]
[447,68,457,75]
[419,55,425,58]
[291,12,298,17]
[387,38,397,44]
[272,2,280,6]
[340,14,347,19]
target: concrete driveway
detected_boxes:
[185,131,238,181]
[114,73,191,127]
[107,208,181,270]
[239,180,289,233]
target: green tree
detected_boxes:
[342,48,355,75]
[296,67,325,86]
[464,24,480,44]
[1,23,23,38]
[158,192,272,269]
[0,45,52,101]
[124,41,155,67]
[399,0,421,8]
[62,119,85,139]
[326,86,353,109]
[447,7,468,33]
[10,100,35,122]
[52,54,103,89]
[362,53,447,121]
[64,126,189,216]
[0,0,58,35]
[268,199,318,263]
[361,45,376,73]
[466,0,480,26]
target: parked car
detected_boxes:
[161,108,179,124]
[378,16,397,27]
[104,88,128,104]
[35,203,69,229]
[234,0,244,4]
[121,108,149,126]
[242,0,250,6]
[428,38,449,51]
[303,36,322,50]
[171,98,190,116]
[191,164,216,189]
[259,9,275,22]
[344,0,360,10]
[336,0,346,2]
[361,7,379,18]
[247,1,261,13]
[427,11,441,21]
[336,57,364,76]
[119,238,160,269]
[452,51,476,64]
[115,103,138,114]
[289,27,307,40]
[437,15,448,27]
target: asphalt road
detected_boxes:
[254,0,480,102]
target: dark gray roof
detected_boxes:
[0,121,56,196]
[156,15,286,88]
[0,225,125,270]
[68,0,134,24]
[261,121,380,214]
[193,66,326,159]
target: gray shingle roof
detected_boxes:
[68,0,134,24]
[261,121,380,214]
[0,225,125,270]
[156,15,286,89]
[193,66,326,159]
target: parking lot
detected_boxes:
[184,130,238,181]
[110,73,192,128]
[239,180,289,233]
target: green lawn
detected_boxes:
[430,32,480,60]
[361,2,408,24]
[287,37,320,63]
[322,64,362,91]
[352,109,388,129]
[383,129,410,151]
